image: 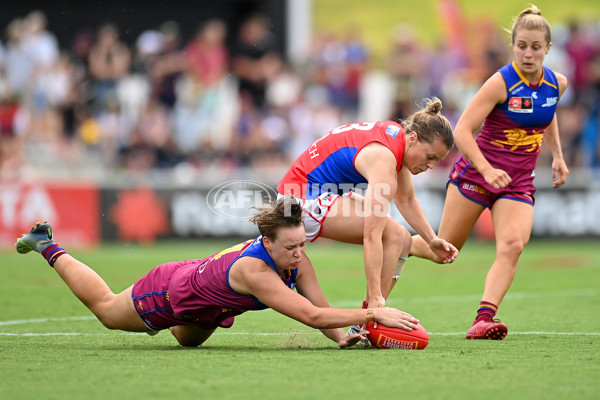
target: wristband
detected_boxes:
[366,309,375,323]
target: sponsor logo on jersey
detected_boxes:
[385,125,400,138]
[511,86,524,95]
[541,97,558,107]
[508,97,533,113]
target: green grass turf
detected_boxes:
[1,239,599,399]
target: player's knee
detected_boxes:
[384,220,410,246]
[92,301,122,330]
[497,236,526,259]
[96,314,120,330]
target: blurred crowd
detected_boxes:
[0,9,599,183]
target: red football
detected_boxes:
[365,321,429,349]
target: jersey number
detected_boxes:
[330,122,375,134]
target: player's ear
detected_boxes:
[262,236,272,251]
[407,131,418,145]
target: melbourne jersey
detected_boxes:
[451,60,560,194]
[277,121,406,199]
[167,236,298,328]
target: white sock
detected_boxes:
[393,256,408,280]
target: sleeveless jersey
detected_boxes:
[277,121,406,199]
[452,60,559,194]
[167,236,298,328]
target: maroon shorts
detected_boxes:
[131,261,198,331]
[449,156,535,209]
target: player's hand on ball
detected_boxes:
[375,307,418,331]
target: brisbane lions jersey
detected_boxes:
[477,60,559,177]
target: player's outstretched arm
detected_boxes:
[229,257,418,348]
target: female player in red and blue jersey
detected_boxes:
[410,6,569,340]
[16,196,418,348]
[277,98,459,312]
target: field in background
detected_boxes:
[314,0,600,66]
[1,239,599,399]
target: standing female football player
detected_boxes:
[16,196,418,348]
[277,97,459,314]
[410,6,569,339]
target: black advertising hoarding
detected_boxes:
[98,182,600,242]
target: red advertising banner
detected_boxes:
[0,183,99,249]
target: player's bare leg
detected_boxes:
[53,255,148,331]
[385,229,412,298]
[467,199,532,340]
[16,221,148,332]
[320,196,405,300]
[320,196,406,346]
[410,184,484,262]
[484,199,533,306]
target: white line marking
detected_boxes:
[0,316,96,327]
[430,332,600,336]
[2,288,598,337]
[1,331,598,337]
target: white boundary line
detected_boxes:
[2,288,598,337]
[0,316,96,327]
[0,316,598,337]
[1,332,599,337]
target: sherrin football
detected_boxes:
[365,321,429,349]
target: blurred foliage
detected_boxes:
[313,0,600,67]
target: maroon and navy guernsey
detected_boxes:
[277,121,407,199]
[450,60,560,204]
[131,236,298,330]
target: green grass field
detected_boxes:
[1,238,599,399]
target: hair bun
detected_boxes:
[425,97,443,115]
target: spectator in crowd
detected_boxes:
[387,24,426,119]
[341,27,369,120]
[172,19,237,162]
[231,12,283,111]
[0,7,599,182]
[88,23,131,114]
[121,97,175,170]
[4,19,34,105]
[149,21,184,110]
